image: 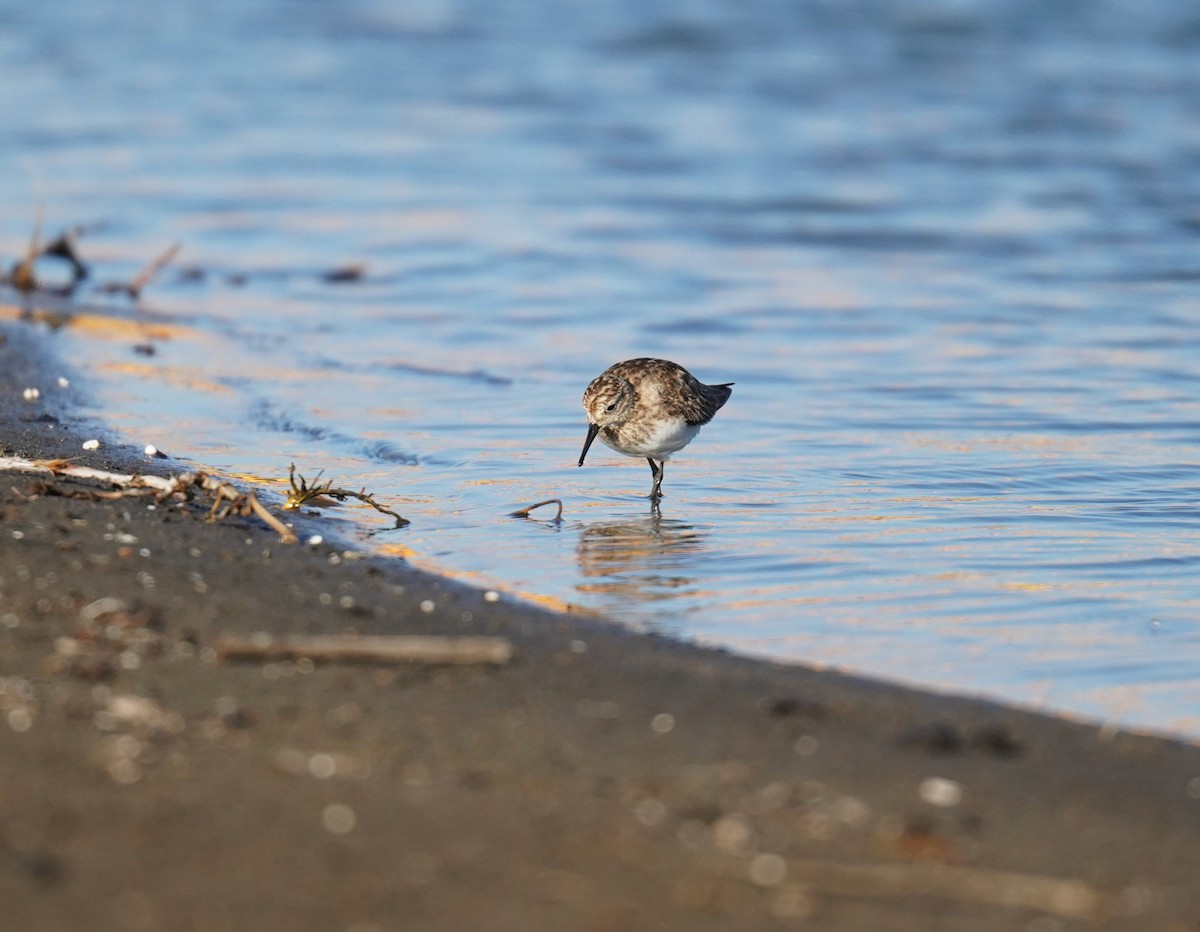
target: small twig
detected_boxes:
[8,209,43,292]
[215,633,513,666]
[509,498,564,522]
[285,463,409,528]
[128,241,181,298]
[99,242,181,299]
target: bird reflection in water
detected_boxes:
[575,514,710,607]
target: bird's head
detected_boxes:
[578,373,637,466]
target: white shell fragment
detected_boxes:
[82,439,101,451]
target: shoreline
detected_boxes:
[2,317,1200,930]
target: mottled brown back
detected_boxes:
[602,358,732,426]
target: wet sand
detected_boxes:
[2,319,1199,931]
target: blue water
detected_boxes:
[3,0,1200,736]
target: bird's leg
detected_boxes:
[647,458,665,502]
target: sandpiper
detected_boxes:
[578,357,733,502]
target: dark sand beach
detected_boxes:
[2,319,1199,931]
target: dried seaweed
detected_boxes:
[284,463,409,528]
[3,215,91,296]
[321,263,366,283]
[42,228,89,281]
[8,213,42,293]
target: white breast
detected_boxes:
[602,418,701,459]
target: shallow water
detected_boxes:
[3,0,1200,736]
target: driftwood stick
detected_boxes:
[0,457,298,543]
[215,633,514,666]
[780,859,1107,921]
[0,457,178,491]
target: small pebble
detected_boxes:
[650,713,675,734]
[419,600,435,614]
[82,439,100,451]
[771,886,814,920]
[22,387,40,401]
[757,782,790,811]
[633,797,667,827]
[832,795,872,827]
[711,814,752,854]
[676,819,708,849]
[748,853,788,887]
[144,444,167,458]
[483,591,500,602]
[919,776,964,808]
[306,535,324,547]
[308,754,337,779]
[108,758,142,785]
[107,694,163,727]
[57,377,70,389]
[322,803,356,834]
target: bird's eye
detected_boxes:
[605,402,618,412]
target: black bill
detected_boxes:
[577,423,600,467]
